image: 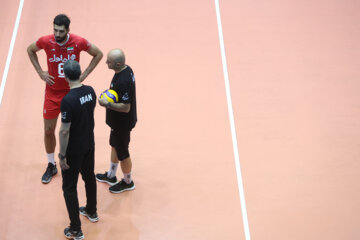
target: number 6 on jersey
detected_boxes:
[58,62,64,78]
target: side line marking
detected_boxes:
[0,0,25,105]
[214,1,251,239]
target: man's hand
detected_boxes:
[98,96,108,107]
[60,158,70,170]
[39,71,55,85]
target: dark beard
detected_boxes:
[55,35,67,43]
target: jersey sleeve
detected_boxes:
[35,36,46,49]
[78,36,92,51]
[60,99,72,123]
[113,76,133,104]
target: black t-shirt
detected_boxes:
[106,66,137,131]
[61,85,96,155]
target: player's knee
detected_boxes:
[44,127,55,136]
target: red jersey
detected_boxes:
[36,33,91,91]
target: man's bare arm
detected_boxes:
[80,44,103,82]
[27,42,55,85]
[98,97,130,113]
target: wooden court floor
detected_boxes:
[0,0,360,239]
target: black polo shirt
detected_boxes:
[106,66,137,131]
[60,85,96,155]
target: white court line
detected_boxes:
[0,0,25,105]
[214,1,251,239]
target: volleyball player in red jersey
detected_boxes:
[27,14,103,184]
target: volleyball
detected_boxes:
[100,89,119,103]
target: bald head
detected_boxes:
[106,49,126,72]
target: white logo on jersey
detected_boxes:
[61,112,67,120]
[122,93,129,101]
[80,94,93,105]
[49,54,76,63]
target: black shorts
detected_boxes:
[109,129,131,161]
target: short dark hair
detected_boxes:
[53,14,71,30]
[64,60,81,81]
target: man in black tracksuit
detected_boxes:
[58,60,97,240]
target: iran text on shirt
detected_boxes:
[79,93,93,105]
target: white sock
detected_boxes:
[123,172,132,184]
[47,153,55,165]
[107,162,119,178]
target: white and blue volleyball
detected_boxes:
[100,89,119,103]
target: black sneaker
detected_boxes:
[64,227,84,240]
[95,172,117,186]
[41,163,57,184]
[79,206,99,222]
[109,179,135,194]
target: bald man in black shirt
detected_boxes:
[96,49,137,194]
[58,60,98,240]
